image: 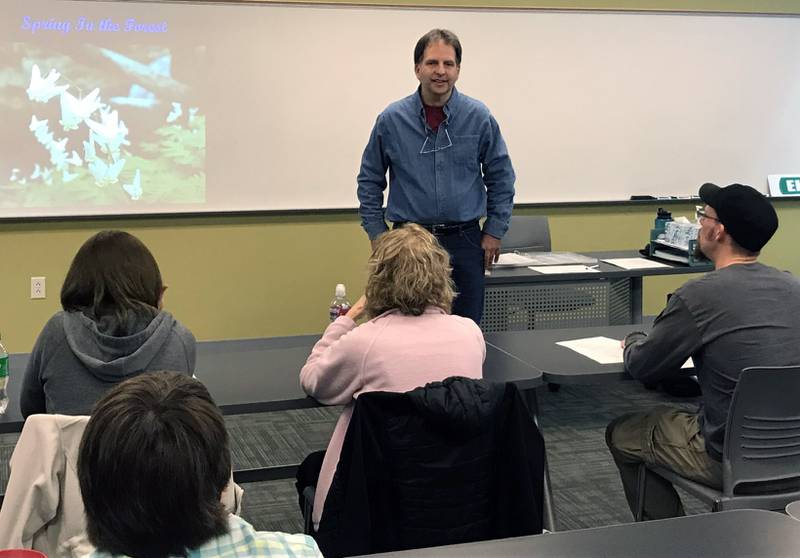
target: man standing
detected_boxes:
[606,183,800,520]
[357,29,515,324]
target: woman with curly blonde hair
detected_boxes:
[298,224,485,531]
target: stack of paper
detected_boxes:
[495,251,598,268]
[602,257,672,270]
[521,252,598,266]
[529,265,599,274]
[556,336,694,369]
[495,252,536,267]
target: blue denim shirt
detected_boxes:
[357,87,515,240]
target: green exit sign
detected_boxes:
[779,177,800,194]
[768,175,800,197]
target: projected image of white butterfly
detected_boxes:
[123,169,143,200]
[60,88,101,131]
[98,48,186,95]
[62,168,80,183]
[50,146,83,171]
[26,64,69,103]
[31,164,54,185]
[29,115,55,146]
[83,137,99,163]
[111,84,158,108]
[29,115,47,133]
[41,167,53,185]
[67,151,82,166]
[86,109,130,155]
[47,137,69,169]
[166,102,182,123]
[89,157,125,186]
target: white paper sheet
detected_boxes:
[556,336,694,369]
[602,257,672,270]
[556,336,625,364]
[495,252,535,267]
[529,265,600,274]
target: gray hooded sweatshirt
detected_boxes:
[20,310,196,417]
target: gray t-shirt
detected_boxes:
[624,262,800,460]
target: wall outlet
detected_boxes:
[31,276,46,299]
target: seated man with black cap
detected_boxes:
[606,182,800,520]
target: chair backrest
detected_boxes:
[501,215,551,253]
[315,378,545,557]
[0,415,89,556]
[723,365,800,496]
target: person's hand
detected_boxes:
[622,331,647,349]
[481,233,502,269]
[347,295,368,322]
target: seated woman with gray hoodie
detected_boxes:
[20,230,196,417]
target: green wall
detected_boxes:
[3,0,800,352]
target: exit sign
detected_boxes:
[768,175,800,197]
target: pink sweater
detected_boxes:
[299,307,485,529]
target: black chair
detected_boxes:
[303,377,546,557]
[501,215,551,253]
[635,365,800,518]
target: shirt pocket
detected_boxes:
[453,135,480,173]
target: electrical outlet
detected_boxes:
[31,276,46,299]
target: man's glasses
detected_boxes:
[420,128,453,154]
[695,205,720,223]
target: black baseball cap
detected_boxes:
[698,183,778,252]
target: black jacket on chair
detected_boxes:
[314,377,545,557]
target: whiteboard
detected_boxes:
[2,1,800,218]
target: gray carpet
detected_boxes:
[0,381,706,535]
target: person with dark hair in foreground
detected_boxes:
[606,183,800,520]
[77,372,321,558]
[20,230,196,417]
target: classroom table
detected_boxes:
[485,322,657,385]
[0,336,554,529]
[358,509,800,558]
[482,250,710,333]
[0,336,543,430]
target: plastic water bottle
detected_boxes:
[0,333,8,415]
[654,207,672,233]
[329,284,351,322]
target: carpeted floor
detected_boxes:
[0,381,706,535]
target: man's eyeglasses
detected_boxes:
[695,206,720,223]
[420,128,453,154]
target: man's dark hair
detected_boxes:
[78,372,231,558]
[61,230,163,327]
[414,29,462,66]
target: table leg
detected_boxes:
[524,387,557,532]
[631,277,643,324]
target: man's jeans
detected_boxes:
[436,223,485,324]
